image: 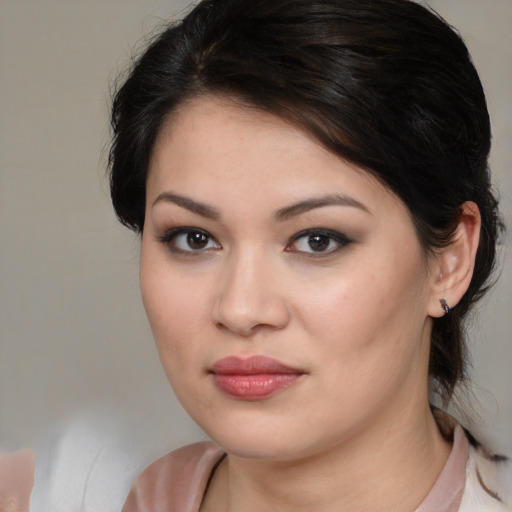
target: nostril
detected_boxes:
[212,292,290,336]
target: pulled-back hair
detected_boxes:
[109,0,502,401]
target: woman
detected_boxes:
[109,0,510,510]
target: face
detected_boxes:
[140,96,437,461]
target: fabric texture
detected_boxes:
[30,412,155,512]
[122,442,224,512]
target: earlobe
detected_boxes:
[428,201,481,318]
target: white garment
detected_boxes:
[30,413,144,512]
[459,441,512,511]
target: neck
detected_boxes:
[202,398,451,512]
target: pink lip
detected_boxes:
[210,356,304,400]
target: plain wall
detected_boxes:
[1,0,511,464]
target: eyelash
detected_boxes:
[156,227,352,256]
[156,227,221,255]
[285,229,352,256]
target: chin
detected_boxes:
[197,415,333,462]
[214,436,308,461]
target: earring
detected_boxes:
[440,298,451,315]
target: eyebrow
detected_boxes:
[152,192,221,220]
[275,193,370,221]
[151,191,370,221]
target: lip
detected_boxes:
[210,355,305,400]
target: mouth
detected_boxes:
[209,355,305,400]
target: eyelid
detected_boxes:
[155,226,351,256]
[156,226,221,254]
[286,228,352,255]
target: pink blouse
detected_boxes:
[122,425,469,512]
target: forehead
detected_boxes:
[152,96,366,181]
[147,95,406,218]
[152,95,322,165]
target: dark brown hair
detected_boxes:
[109,0,503,401]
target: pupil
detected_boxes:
[187,232,208,249]
[308,234,329,251]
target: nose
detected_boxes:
[211,251,290,336]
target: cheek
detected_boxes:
[140,262,215,415]
[139,248,207,370]
[295,247,430,365]
[295,270,429,426]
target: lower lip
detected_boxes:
[212,373,302,400]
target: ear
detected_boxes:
[427,201,481,318]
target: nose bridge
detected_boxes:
[212,245,289,335]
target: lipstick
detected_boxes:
[210,355,304,400]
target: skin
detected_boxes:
[140,96,479,511]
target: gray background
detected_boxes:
[1,0,511,464]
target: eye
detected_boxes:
[286,229,351,255]
[157,228,221,253]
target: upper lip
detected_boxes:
[210,355,303,375]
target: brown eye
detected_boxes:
[187,231,209,249]
[307,234,331,252]
[286,229,352,256]
[157,228,221,253]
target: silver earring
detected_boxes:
[440,298,451,315]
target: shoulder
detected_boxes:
[459,432,512,511]
[122,442,224,512]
